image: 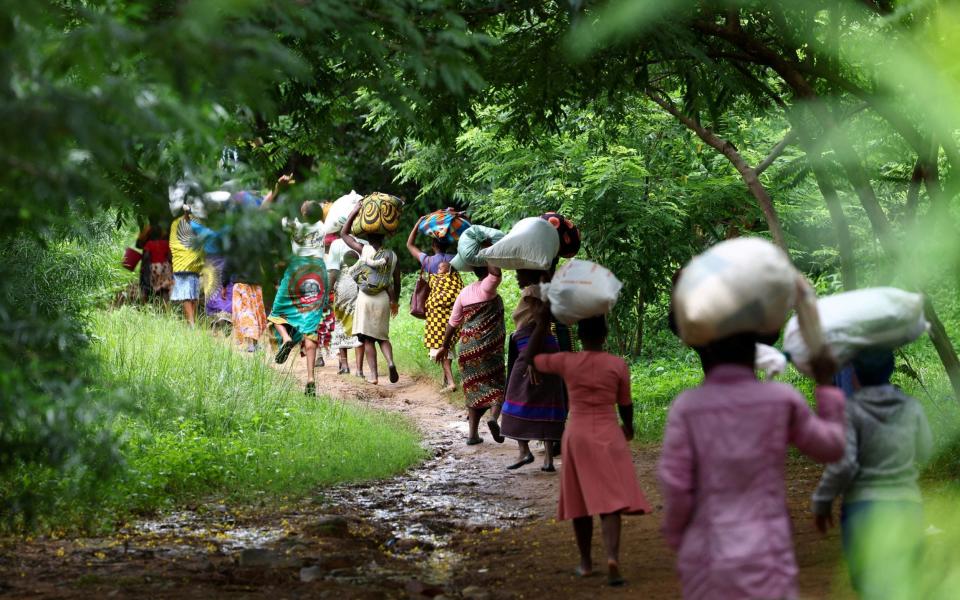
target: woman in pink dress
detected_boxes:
[529,308,651,587]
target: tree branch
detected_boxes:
[755,129,796,175]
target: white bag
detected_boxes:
[755,344,788,379]
[477,217,560,270]
[673,237,799,347]
[783,287,928,375]
[323,190,363,234]
[540,259,623,325]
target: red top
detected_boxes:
[143,239,171,263]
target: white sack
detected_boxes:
[755,344,788,379]
[540,259,622,325]
[478,217,560,270]
[673,237,798,347]
[323,190,363,234]
[783,287,928,375]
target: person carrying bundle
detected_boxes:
[435,264,506,445]
[340,198,401,385]
[524,292,650,587]
[499,269,566,472]
[407,213,463,392]
[658,238,847,600]
[262,175,330,396]
[811,347,932,599]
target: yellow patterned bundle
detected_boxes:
[351,192,403,236]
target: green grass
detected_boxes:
[9,306,425,532]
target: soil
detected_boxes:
[0,350,857,599]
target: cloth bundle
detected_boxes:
[478,217,560,270]
[672,237,799,347]
[539,259,623,325]
[419,209,471,245]
[323,191,363,234]
[351,192,404,236]
[449,225,505,272]
[783,287,928,376]
[540,212,581,258]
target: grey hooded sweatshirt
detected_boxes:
[812,384,933,515]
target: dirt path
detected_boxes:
[0,351,855,599]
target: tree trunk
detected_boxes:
[647,91,788,250]
[809,161,858,290]
[924,297,960,400]
[633,293,645,357]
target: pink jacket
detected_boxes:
[658,365,845,600]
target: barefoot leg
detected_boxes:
[573,516,593,575]
[600,512,624,585]
[363,338,378,382]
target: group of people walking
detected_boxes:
[139,172,933,598]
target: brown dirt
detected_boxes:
[0,350,856,599]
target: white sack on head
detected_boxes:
[477,217,560,270]
[540,259,622,325]
[755,344,788,379]
[323,190,363,234]
[673,237,799,347]
[783,287,928,376]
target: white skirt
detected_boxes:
[353,290,390,341]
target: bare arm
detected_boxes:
[260,174,294,210]
[339,204,364,254]
[406,217,424,262]
[389,256,401,315]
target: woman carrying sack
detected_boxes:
[406,215,463,391]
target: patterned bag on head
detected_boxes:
[418,209,471,245]
[351,192,404,236]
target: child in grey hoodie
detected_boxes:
[812,348,933,598]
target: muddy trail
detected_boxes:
[0,351,855,599]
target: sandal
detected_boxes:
[466,437,483,446]
[574,566,595,578]
[275,340,295,364]
[506,453,535,470]
[337,366,350,375]
[315,354,325,368]
[540,465,556,473]
[388,364,399,384]
[304,382,316,396]
[487,420,505,443]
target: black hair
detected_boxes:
[516,269,546,288]
[852,348,896,386]
[302,201,324,223]
[693,332,758,374]
[577,315,608,344]
[473,265,489,279]
[433,238,451,253]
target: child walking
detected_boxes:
[811,348,932,598]
[527,308,650,587]
[658,333,846,600]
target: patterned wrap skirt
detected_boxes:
[317,290,336,349]
[500,325,566,441]
[458,296,506,410]
[232,283,267,345]
[424,271,463,351]
[267,256,328,344]
[202,256,233,321]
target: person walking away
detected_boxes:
[142,224,173,303]
[811,348,933,599]
[326,234,366,376]
[190,215,233,327]
[314,232,341,367]
[658,332,846,600]
[340,203,400,385]
[262,176,329,396]
[406,218,462,391]
[526,309,650,586]
[500,269,565,471]
[435,265,505,445]
[169,208,204,325]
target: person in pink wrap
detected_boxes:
[658,332,845,600]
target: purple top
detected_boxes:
[657,364,846,600]
[419,252,456,274]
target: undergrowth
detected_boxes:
[5,307,425,533]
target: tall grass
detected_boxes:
[10,307,425,532]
